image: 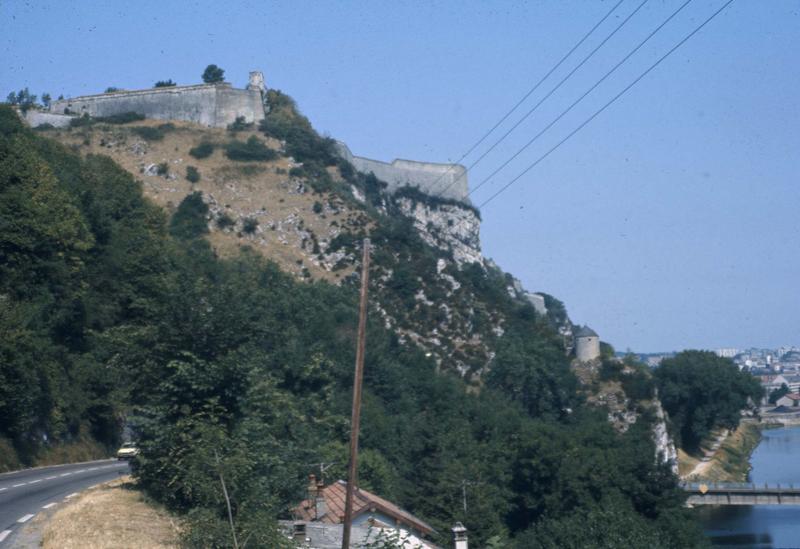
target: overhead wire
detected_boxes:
[476,0,736,212]
[467,0,694,198]
[435,0,650,200]
[424,0,625,196]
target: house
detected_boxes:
[776,393,800,408]
[292,476,436,547]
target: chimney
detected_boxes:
[292,521,307,542]
[452,522,468,549]
[315,493,327,520]
[308,474,318,499]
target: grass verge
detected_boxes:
[682,421,762,482]
[42,476,181,548]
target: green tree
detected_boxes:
[655,351,763,450]
[169,191,209,240]
[154,79,176,88]
[202,64,225,84]
[769,383,790,404]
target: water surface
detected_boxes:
[696,426,800,548]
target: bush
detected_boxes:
[202,64,225,84]
[259,89,338,166]
[169,191,209,239]
[131,124,174,141]
[69,113,93,128]
[189,141,215,159]
[154,80,176,88]
[156,162,169,176]
[224,136,277,162]
[186,166,200,183]
[312,201,323,214]
[242,217,259,234]
[97,111,145,124]
[216,213,235,230]
[227,116,253,132]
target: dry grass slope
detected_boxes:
[42,477,181,549]
[48,120,367,282]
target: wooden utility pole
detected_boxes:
[342,238,370,549]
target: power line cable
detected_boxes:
[435,0,650,200]
[468,0,694,198]
[425,0,625,195]
[477,0,735,212]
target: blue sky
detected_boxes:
[2,1,798,352]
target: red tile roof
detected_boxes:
[293,480,434,536]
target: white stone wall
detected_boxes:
[23,110,75,128]
[50,83,265,128]
[335,141,469,203]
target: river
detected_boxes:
[696,425,800,548]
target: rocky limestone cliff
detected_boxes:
[653,394,679,474]
[394,197,482,266]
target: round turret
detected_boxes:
[575,325,600,362]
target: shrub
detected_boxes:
[259,89,338,166]
[242,217,259,234]
[227,116,253,132]
[189,142,214,159]
[69,113,93,128]
[216,213,235,229]
[224,136,277,162]
[97,111,145,124]
[131,125,173,141]
[156,162,169,176]
[154,80,176,88]
[169,191,209,239]
[202,64,225,84]
[186,166,200,183]
[105,87,121,93]
[312,201,323,214]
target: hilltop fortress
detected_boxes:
[34,70,470,203]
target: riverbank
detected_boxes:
[680,420,763,483]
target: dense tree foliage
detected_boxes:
[202,64,225,84]
[0,105,709,547]
[655,351,763,450]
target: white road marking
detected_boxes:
[75,469,86,473]
[0,487,6,492]
[42,503,57,509]
[0,530,11,542]
[59,473,71,477]
[28,479,41,484]
[45,476,56,480]
[65,492,78,499]
[17,514,34,523]
[12,483,25,488]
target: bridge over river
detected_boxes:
[681,482,800,505]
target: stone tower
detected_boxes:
[575,325,600,362]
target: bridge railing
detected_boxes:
[680,482,799,491]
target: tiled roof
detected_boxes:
[294,480,434,536]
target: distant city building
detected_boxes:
[715,348,740,358]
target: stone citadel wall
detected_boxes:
[43,71,469,202]
[335,142,470,204]
[50,82,265,129]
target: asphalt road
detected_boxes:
[0,459,130,545]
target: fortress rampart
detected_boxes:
[50,80,266,129]
[39,70,470,203]
[335,142,470,203]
